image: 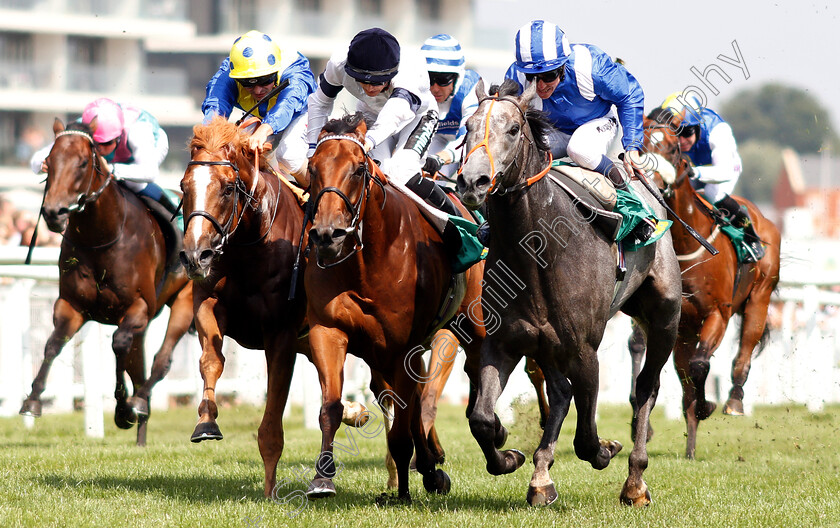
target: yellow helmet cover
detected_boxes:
[229,30,282,79]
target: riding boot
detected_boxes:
[405,173,461,218]
[157,193,181,218]
[715,195,765,262]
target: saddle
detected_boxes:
[548,161,624,241]
[138,194,183,275]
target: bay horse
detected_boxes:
[304,113,494,503]
[19,119,194,447]
[456,79,683,507]
[630,108,781,459]
[180,116,388,497]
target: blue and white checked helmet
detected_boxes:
[421,34,466,81]
[515,20,571,74]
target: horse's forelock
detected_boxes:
[487,78,520,98]
[190,118,269,167]
[322,112,366,138]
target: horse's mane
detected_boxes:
[322,112,366,137]
[189,116,272,167]
[485,79,553,154]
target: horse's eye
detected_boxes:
[508,123,520,136]
[353,165,366,178]
[223,184,234,196]
[79,158,89,169]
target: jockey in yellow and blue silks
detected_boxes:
[505,20,654,243]
[202,30,316,186]
[420,34,482,181]
[659,92,764,261]
[30,98,177,216]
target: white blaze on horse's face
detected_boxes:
[188,165,213,242]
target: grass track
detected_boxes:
[1,400,838,527]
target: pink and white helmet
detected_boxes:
[81,98,125,143]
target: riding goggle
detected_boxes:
[429,73,457,87]
[359,80,387,87]
[524,68,562,83]
[678,125,700,138]
[237,73,278,88]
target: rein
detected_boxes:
[309,134,386,269]
[459,94,552,196]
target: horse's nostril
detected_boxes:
[198,249,215,265]
[476,175,492,189]
[179,251,189,269]
[332,229,347,239]
[308,228,321,245]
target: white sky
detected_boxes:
[474,0,840,130]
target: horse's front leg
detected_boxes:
[130,282,194,418]
[306,324,348,500]
[468,338,526,476]
[191,295,226,442]
[112,298,151,432]
[527,361,573,506]
[259,331,298,497]
[123,336,149,445]
[21,298,86,417]
[627,321,653,442]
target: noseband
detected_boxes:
[643,123,693,198]
[310,134,386,268]
[185,159,260,255]
[459,94,552,196]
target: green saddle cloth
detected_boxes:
[449,210,489,274]
[718,222,754,263]
[614,188,672,251]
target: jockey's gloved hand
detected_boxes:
[681,154,696,179]
[422,155,444,175]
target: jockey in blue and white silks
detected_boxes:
[202,31,316,185]
[420,34,481,180]
[659,92,764,261]
[505,20,655,243]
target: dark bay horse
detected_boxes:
[179,117,372,497]
[304,113,492,503]
[456,79,683,507]
[630,109,781,458]
[20,119,194,446]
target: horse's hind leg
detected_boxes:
[468,340,526,476]
[21,299,85,417]
[130,284,194,417]
[725,291,773,416]
[672,339,702,459]
[524,358,549,430]
[627,321,653,442]
[527,363,573,506]
[420,329,460,464]
[259,335,297,497]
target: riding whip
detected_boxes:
[625,156,719,256]
[235,78,291,126]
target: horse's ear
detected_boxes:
[520,79,537,110]
[474,78,486,100]
[354,114,368,138]
[88,116,99,135]
[53,118,65,136]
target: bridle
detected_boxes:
[184,155,271,255]
[643,122,693,198]
[309,134,386,269]
[459,94,552,196]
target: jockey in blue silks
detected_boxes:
[420,34,482,181]
[202,30,316,186]
[659,92,764,261]
[505,20,655,243]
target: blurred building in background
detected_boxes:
[0,0,511,207]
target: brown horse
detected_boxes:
[179,117,376,497]
[632,108,781,458]
[19,119,194,446]
[304,113,495,503]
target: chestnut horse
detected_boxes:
[457,80,683,507]
[20,119,194,446]
[179,117,404,497]
[304,113,493,503]
[630,108,781,459]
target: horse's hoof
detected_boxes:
[129,396,150,417]
[342,401,370,427]
[422,469,451,495]
[620,483,652,507]
[190,421,223,443]
[601,438,623,458]
[696,400,718,420]
[489,449,526,475]
[19,399,42,418]
[114,402,137,429]
[494,424,509,449]
[375,491,411,506]
[306,478,336,500]
[527,483,558,506]
[723,399,744,416]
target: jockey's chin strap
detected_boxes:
[458,95,552,197]
[54,129,114,214]
[309,134,386,269]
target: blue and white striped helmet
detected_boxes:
[421,34,466,81]
[515,20,571,74]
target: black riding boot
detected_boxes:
[405,173,461,217]
[715,195,765,262]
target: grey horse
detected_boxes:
[456,79,682,507]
